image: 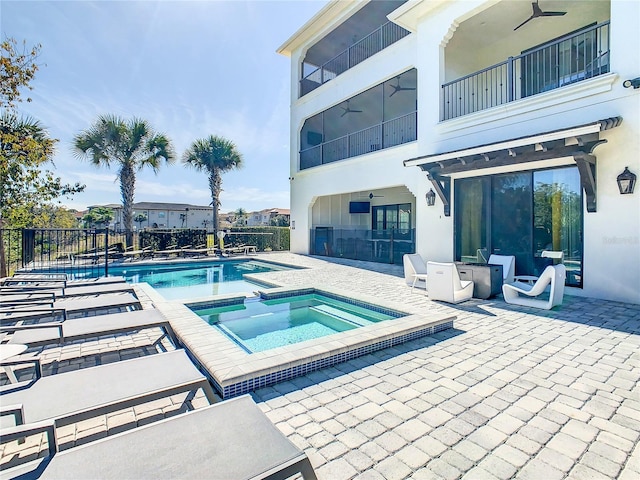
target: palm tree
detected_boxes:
[73,115,174,246]
[183,135,243,238]
[234,207,247,226]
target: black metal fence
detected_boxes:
[1,227,292,278]
[310,228,415,265]
[0,228,120,278]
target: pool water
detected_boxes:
[194,294,402,352]
[110,260,287,300]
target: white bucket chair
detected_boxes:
[502,264,566,310]
[403,254,428,291]
[426,262,474,304]
[488,254,516,284]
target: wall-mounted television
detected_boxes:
[349,201,370,214]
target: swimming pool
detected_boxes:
[53,260,290,300]
[194,293,402,352]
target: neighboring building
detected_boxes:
[89,202,214,231]
[279,0,639,304]
[246,208,291,226]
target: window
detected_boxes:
[455,166,582,287]
[372,204,411,239]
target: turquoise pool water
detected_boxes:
[193,293,402,352]
[67,260,289,300]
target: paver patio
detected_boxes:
[1,252,639,479]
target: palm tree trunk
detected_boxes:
[120,162,136,247]
[209,169,221,238]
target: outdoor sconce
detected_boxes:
[623,78,640,89]
[426,189,436,206]
[617,167,636,194]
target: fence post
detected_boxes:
[507,56,514,102]
[104,228,109,277]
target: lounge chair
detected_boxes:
[0,349,216,430]
[1,309,177,348]
[487,254,516,284]
[502,264,566,310]
[403,254,428,291]
[513,250,565,284]
[122,246,152,261]
[1,292,141,323]
[427,261,474,304]
[0,281,134,302]
[2,275,127,287]
[182,244,218,257]
[152,245,191,258]
[1,394,317,480]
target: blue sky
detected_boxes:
[2,0,326,212]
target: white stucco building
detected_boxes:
[278,0,639,304]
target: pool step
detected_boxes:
[309,305,372,327]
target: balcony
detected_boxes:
[441,22,610,121]
[300,111,417,170]
[301,21,410,97]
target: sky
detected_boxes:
[1,0,328,213]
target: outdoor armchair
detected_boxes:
[502,264,566,310]
[487,254,516,284]
[403,254,428,291]
[427,261,474,304]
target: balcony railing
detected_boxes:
[300,111,417,170]
[441,22,610,120]
[300,21,410,97]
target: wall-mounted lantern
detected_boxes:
[617,167,636,194]
[426,189,436,206]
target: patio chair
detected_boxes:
[403,254,428,291]
[487,254,516,284]
[513,250,565,284]
[1,308,178,348]
[0,349,216,430]
[0,292,141,323]
[1,395,317,480]
[427,261,474,304]
[502,264,566,310]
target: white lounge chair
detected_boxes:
[502,264,566,310]
[513,250,565,284]
[427,261,474,304]
[1,395,317,480]
[403,254,428,291]
[488,254,516,284]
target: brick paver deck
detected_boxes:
[2,252,638,479]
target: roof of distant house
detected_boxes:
[89,202,212,211]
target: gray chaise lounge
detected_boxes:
[0,292,141,322]
[1,394,317,480]
[1,309,178,348]
[0,349,216,429]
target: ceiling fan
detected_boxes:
[514,1,567,31]
[340,100,362,117]
[388,76,416,97]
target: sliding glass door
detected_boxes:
[455,166,582,287]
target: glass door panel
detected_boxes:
[491,173,533,276]
[455,177,489,263]
[533,167,582,286]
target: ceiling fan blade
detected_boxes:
[541,11,566,16]
[341,111,348,117]
[514,15,534,31]
[352,109,363,113]
[389,90,397,97]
